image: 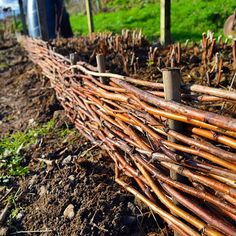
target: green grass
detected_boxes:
[0,120,55,179]
[0,119,77,180]
[70,0,236,41]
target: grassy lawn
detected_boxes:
[70,0,236,42]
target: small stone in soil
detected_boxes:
[63,204,75,220]
[68,175,75,181]
[28,175,37,189]
[0,227,8,236]
[62,155,72,165]
[28,118,36,126]
[15,212,24,221]
[39,185,47,196]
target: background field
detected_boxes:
[68,0,236,41]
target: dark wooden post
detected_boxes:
[70,53,78,74]
[96,54,108,84]
[163,68,183,156]
[163,68,182,236]
[85,0,94,34]
[160,0,171,45]
[18,0,27,34]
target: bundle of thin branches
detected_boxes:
[20,36,236,236]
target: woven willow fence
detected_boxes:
[20,35,236,236]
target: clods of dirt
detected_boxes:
[17,150,161,236]
[0,39,61,135]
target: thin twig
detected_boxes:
[11,230,53,235]
[80,141,103,157]
[0,203,10,226]
[0,187,13,202]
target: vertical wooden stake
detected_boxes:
[163,68,183,138]
[96,54,108,84]
[85,0,94,34]
[70,53,77,74]
[177,42,181,64]
[233,40,236,70]
[163,68,182,236]
[160,0,171,45]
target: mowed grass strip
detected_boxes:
[69,0,236,41]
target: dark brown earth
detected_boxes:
[0,45,59,134]
[0,36,167,235]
